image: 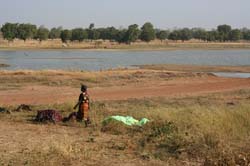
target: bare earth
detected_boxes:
[0,76,250,105]
[1,68,250,165]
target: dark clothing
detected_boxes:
[63,92,91,126]
[35,109,62,123]
[77,92,90,121]
[63,112,78,122]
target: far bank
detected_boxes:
[1,39,250,50]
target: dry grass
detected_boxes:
[1,89,250,165]
[0,69,207,91]
[139,64,250,73]
[1,38,250,50]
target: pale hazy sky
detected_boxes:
[0,0,249,29]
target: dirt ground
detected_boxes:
[0,75,250,106]
[1,68,250,165]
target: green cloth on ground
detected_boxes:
[103,116,149,126]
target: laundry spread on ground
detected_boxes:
[35,109,62,123]
[103,116,149,126]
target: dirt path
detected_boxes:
[0,76,250,105]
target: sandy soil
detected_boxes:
[0,76,249,105]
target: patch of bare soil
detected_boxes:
[0,76,249,105]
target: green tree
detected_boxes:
[1,23,18,41]
[71,28,88,42]
[192,28,207,41]
[97,27,118,40]
[156,30,169,41]
[241,28,250,40]
[49,27,62,39]
[89,23,95,30]
[87,23,101,40]
[17,23,37,41]
[168,30,180,41]
[206,30,218,42]
[36,26,49,41]
[91,29,100,40]
[60,29,72,43]
[107,27,119,41]
[217,24,232,41]
[229,29,242,41]
[140,22,156,42]
[116,29,127,43]
[179,28,192,42]
[124,24,140,44]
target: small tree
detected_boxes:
[124,24,140,44]
[156,30,169,41]
[192,28,207,41]
[1,23,18,41]
[217,24,232,41]
[168,30,180,41]
[116,29,127,43]
[140,22,156,42]
[36,26,49,41]
[97,27,118,40]
[71,28,88,42]
[60,29,72,43]
[89,23,95,30]
[49,27,62,39]
[229,29,242,41]
[179,28,192,42]
[17,23,37,41]
[241,28,250,40]
[206,30,218,42]
[87,23,101,41]
[106,27,119,41]
[92,30,100,40]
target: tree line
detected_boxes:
[1,22,250,43]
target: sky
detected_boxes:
[0,0,249,30]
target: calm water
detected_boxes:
[213,72,250,78]
[0,50,250,72]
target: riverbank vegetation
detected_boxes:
[1,22,250,44]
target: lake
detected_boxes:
[0,50,250,72]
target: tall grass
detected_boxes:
[1,95,250,165]
[96,98,250,164]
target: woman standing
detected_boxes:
[74,84,91,127]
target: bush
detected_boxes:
[138,121,187,159]
[101,119,132,135]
